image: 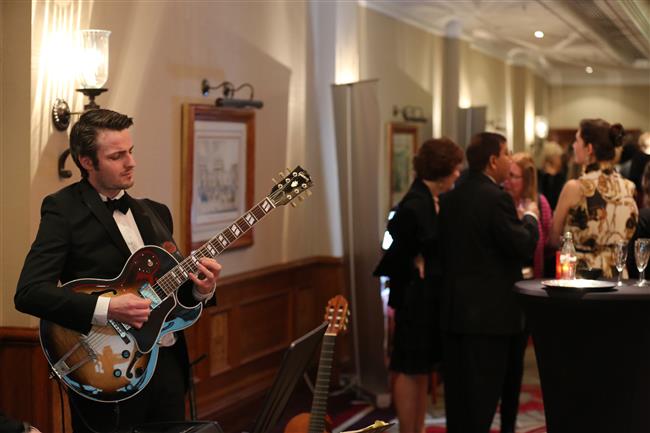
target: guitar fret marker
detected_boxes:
[207,245,216,256]
[230,224,241,236]
[245,213,256,224]
[218,234,228,246]
[262,199,272,212]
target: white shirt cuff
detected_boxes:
[193,284,215,303]
[92,296,111,326]
[523,211,539,223]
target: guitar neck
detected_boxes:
[308,333,336,433]
[156,197,277,296]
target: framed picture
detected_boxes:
[388,122,418,208]
[181,104,255,254]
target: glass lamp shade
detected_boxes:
[78,29,110,89]
[535,116,549,139]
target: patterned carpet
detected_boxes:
[330,347,546,433]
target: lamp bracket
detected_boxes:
[58,149,73,179]
[52,99,73,131]
[52,88,108,178]
[201,79,235,98]
[396,105,427,123]
[78,88,108,110]
[202,79,263,109]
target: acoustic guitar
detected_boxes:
[284,295,350,433]
[39,166,313,403]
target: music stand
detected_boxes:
[246,321,328,433]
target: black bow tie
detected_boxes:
[105,195,130,214]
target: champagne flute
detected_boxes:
[614,240,628,286]
[634,238,650,286]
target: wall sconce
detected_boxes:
[392,105,427,123]
[52,29,111,178]
[201,79,264,109]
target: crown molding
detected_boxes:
[357,0,649,87]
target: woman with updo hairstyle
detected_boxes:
[550,119,638,278]
[374,137,463,433]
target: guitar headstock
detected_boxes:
[268,166,313,207]
[324,295,349,336]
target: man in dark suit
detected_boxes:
[14,109,221,432]
[439,132,539,433]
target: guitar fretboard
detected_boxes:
[154,197,276,298]
[308,334,336,433]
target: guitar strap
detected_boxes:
[133,198,184,263]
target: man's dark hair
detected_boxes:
[69,109,134,178]
[579,118,625,162]
[466,132,506,172]
[413,137,464,181]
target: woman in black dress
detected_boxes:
[376,137,463,433]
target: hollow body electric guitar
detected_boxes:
[284,295,349,433]
[39,166,313,403]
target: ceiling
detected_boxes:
[362,0,650,85]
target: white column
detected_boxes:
[335,1,359,84]
[441,19,461,142]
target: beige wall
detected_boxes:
[549,85,650,130]
[461,44,508,133]
[358,6,438,216]
[1,0,32,327]
[359,6,437,128]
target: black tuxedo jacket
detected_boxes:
[439,171,539,335]
[15,179,196,383]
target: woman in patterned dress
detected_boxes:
[550,119,638,278]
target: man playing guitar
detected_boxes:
[15,109,221,432]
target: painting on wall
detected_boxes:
[388,122,419,208]
[182,104,255,253]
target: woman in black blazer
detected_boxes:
[375,137,463,433]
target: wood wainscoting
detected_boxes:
[186,256,350,432]
[0,256,348,433]
[0,326,69,432]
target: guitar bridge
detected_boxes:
[51,336,97,379]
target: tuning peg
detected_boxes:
[278,172,285,179]
[290,202,298,208]
[285,168,291,175]
[272,178,278,184]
